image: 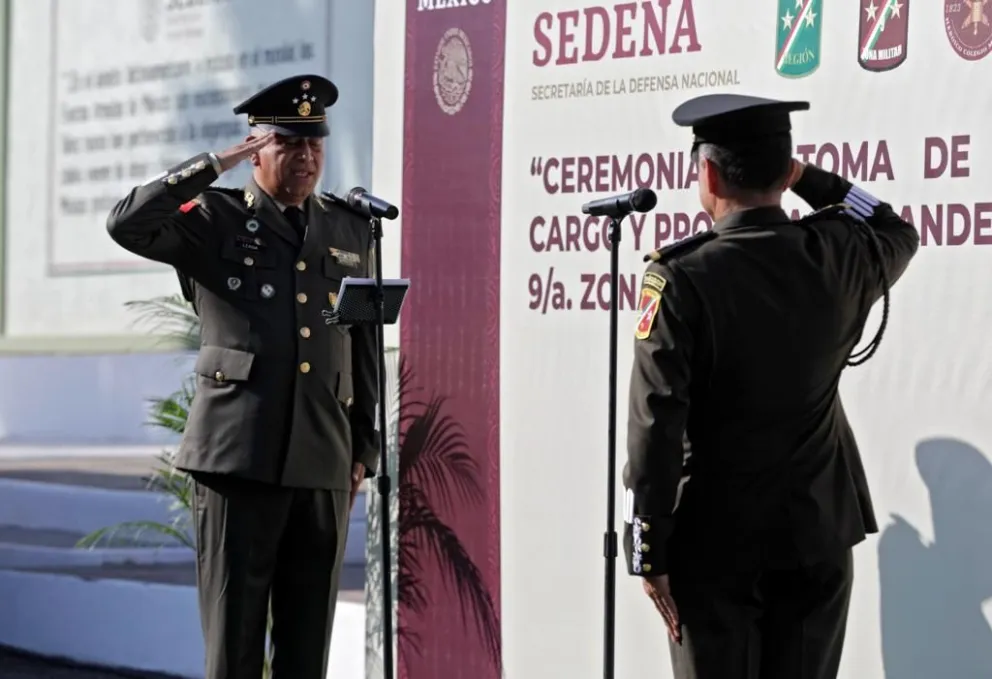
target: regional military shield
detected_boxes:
[634,273,666,340]
[775,0,823,78]
[858,0,910,71]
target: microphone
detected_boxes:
[346,187,399,221]
[581,188,657,218]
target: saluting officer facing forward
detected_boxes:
[107,75,379,679]
[623,94,919,679]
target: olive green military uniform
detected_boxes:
[623,97,920,679]
[107,150,379,679]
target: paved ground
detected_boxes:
[0,452,368,677]
[0,648,177,679]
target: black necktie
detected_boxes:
[283,206,306,242]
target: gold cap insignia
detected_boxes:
[298,101,311,117]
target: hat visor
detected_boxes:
[253,121,329,138]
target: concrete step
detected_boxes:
[7,561,366,598]
[0,567,366,678]
[0,453,369,569]
[0,453,161,492]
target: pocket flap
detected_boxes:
[195,345,255,382]
[323,255,361,281]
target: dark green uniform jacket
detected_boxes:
[623,165,920,575]
[107,153,379,490]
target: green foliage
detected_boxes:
[123,294,201,351]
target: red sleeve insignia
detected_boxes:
[634,273,667,340]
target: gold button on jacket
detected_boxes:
[106,161,381,491]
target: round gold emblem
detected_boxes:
[433,28,473,116]
[298,101,312,117]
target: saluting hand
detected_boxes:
[215,132,276,172]
[784,158,806,190]
[643,575,682,645]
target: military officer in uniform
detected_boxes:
[106,74,379,679]
[622,94,919,679]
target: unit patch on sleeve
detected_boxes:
[634,275,666,341]
[642,272,667,294]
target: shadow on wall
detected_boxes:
[878,437,992,679]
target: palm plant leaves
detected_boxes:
[147,374,196,435]
[123,294,201,350]
[395,355,503,674]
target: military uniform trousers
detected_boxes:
[190,471,351,679]
[667,549,854,679]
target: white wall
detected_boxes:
[371,0,992,677]
[1,0,391,444]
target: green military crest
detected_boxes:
[775,0,822,78]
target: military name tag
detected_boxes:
[235,235,264,251]
[329,247,361,268]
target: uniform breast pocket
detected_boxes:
[220,240,277,300]
[322,254,364,326]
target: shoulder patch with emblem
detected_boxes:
[634,274,666,340]
[644,229,717,263]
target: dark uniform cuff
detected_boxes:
[792,164,851,211]
[623,516,667,576]
[159,153,220,202]
[354,436,380,477]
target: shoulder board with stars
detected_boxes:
[796,203,854,226]
[162,157,209,186]
[643,229,717,264]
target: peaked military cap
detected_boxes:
[233,74,338,137]
[672,94,809,145]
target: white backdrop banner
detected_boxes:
[373,0,992,677]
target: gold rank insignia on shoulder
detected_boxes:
[797,202,852,226]
[634,279,664,341]
[643,229,717,263]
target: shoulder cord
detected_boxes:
[846,222,889,367]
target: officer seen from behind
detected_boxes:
[106,74,378,679]
[622,94,919,679]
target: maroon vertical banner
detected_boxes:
[398,1,506,677]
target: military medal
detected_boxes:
[245,219,259,233]
[328,247,361,268]
[260,284,275,299]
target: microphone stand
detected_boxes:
[603,213,625,679]
[369,215,395,679]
